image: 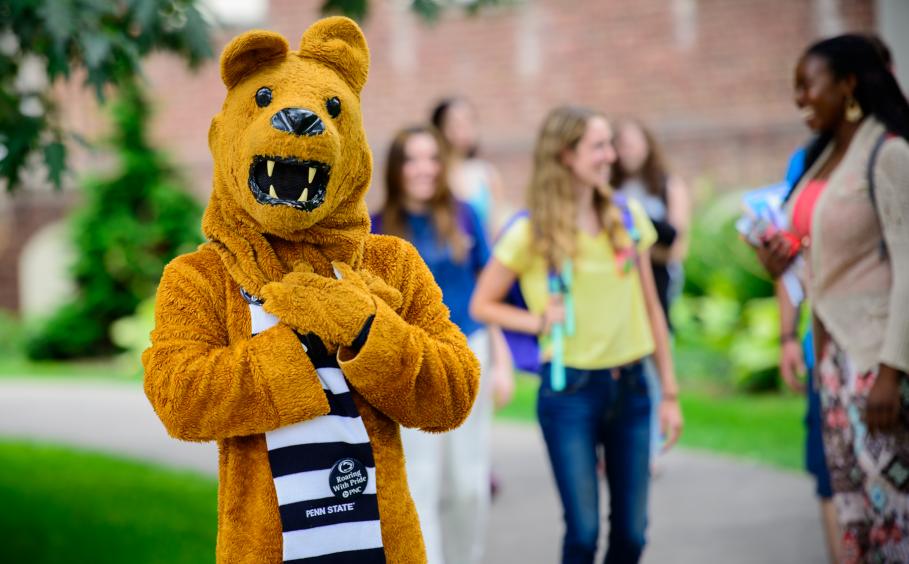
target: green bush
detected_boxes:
[682,192,773,302]
[673,191,782,393]
[110,297,156,375]
[26,83,201,360]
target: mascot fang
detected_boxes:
[143,16,480,564]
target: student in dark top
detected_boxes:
[611,119,690,323]
[611,119,691,461]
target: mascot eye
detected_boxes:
[326,97,341,118]
[255,87,272,108]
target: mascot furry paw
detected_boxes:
[142,16,480,564]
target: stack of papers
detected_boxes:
[735,182,790,246]
[735,182,804,306]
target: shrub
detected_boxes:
[26,83,201,360]
[109,297,156,375]
[673,191,782,393]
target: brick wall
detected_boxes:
[0,192,74,311]
[139,0,874,206]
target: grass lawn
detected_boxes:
[0,440,217,564]
[677,391,805,470]
[0,355,138,380]
[496,373,806,471]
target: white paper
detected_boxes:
[780,256,805,307]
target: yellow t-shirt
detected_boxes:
[494,200,658,369]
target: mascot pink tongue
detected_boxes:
[143,16,480,564]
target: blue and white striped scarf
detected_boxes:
[245,290,386,563]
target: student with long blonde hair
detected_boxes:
[470,106,682,564]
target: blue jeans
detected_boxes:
[537,362,652,564]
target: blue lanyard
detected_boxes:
[548,260,575,391]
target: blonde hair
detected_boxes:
[528,106,631,269]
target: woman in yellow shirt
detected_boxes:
[470,106,682,564]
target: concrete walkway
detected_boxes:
[0,378,826,563]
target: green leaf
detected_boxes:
[43,140,66,188]
[26,83,202,358]
[411,0,442,22]
[130,0,159,29]
[321,0,368,21]
[180,6,214,64]
[81,33,111,69]
[45,44,71,79]
[40,0,76,45]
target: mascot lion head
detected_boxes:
[202,17,373,290]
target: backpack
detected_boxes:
[867,131,896,260]
[499,194,640,374]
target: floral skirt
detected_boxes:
[818,340,909,563]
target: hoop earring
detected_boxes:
[845,97,863,122]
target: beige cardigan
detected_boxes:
[787,117,909,374]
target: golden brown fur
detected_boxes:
[143,17,479,564]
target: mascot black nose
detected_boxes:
[271,108,325,136]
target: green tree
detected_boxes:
[0,0,213,192]
[25,81,202,359]
[322,0,505,22]
[0,0,506,192]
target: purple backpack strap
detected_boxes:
[369,213,382,235]
[867,131,894,260]
[612,193,639,243]
[495,210,530,242]
[496,210,540,374]
[456,201,475,236]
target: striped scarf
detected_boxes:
[245,290,386,563]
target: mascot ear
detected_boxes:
[220,30,289,89]
[208,116,222,152]
[298,16,369,94]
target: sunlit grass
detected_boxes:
[0,440,217,564]
[0,355,138,380]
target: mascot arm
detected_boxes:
[142,258,330,441]
[338,242,480,432]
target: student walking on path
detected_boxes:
[372,125,509,564]
[470,106,682,564]
[756,35,909,563]
[612,118,691,462]
[431,97,512,234]
[432,96,516,412]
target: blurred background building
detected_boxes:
[1,0,906,314]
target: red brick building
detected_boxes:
[140,0,876,201]
[0,0,896,312]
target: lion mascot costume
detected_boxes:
[143,16,480,564]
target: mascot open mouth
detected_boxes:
[249,156,331,212]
